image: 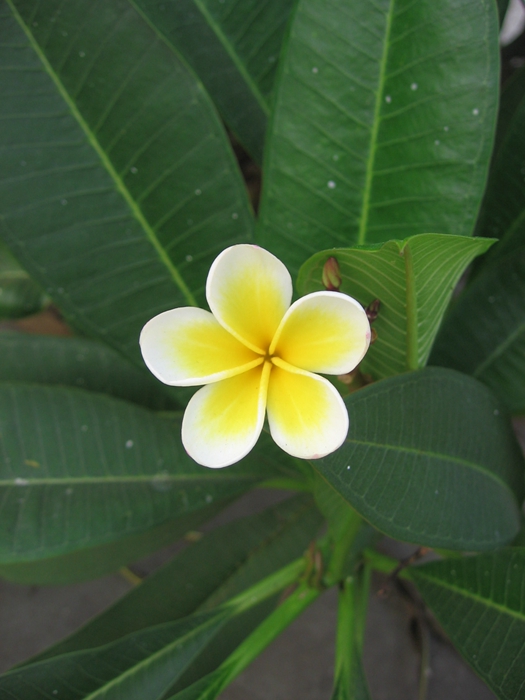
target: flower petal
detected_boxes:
[182,363,272,468]
[207,245,293,353]
[140,307,263,386]
[267,360,349,460]
[270,291,370,375]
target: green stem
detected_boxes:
[223,557,307,616]
[334,576,357,683]
[363,548,399,575]
[355,562,372,650]
[327,509,363,584]
[331,570,372,699]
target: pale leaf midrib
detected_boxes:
[193,0,270,115]
[357,0,395,245]
[7,1,197,307]
[411,570,525,624]
[345,437,514,496]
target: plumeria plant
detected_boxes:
[0,0,524,698]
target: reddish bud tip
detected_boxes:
[366,298,381,322]
[322,256,341,291]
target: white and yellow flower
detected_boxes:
[140,245,370,468]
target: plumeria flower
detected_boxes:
[140,245,370,468]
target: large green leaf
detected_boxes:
[0,331,181,410]
[0,242,48,319]
[297,234,493,379]
[409,549,525,700]
[32,494,321,660]
[0,0,253,366]
[313,368,524,550]
[132,0,296,162]
[257,0,500,274]
[0,382,280,563]
[430,222,525,414]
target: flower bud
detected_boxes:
[322,256,341,291]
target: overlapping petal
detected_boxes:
[266,359,349,459]
[207,245,293,353]
[270,291,371,374]
[140,307,263,386]
[182,363,272,468]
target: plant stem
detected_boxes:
[223,557,307,616]
[327,507,363,584]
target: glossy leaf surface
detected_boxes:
[0,0,253,366]
[298,234,493,379]
[257,0,500,274]
[409,549,525,700]
[0,332,181,410]
[0,382,276,562]
[313,368,523,550]
[431,223,525,414]
[133,0,295,162]
[0,243,48,319]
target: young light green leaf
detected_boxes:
[0,243,48,319]
[0,382,277,563]
[0,0,253,366]
[298,234,494,379]
[257,0,500,274]
[408,549,525,700]
[0,332,182,410]
[132,0,296,162]
[430,222,525,414]
[313,368,524,550]
[31,494,322,661]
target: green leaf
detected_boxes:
[0,502,225,584]
[313,368,523,550]
[0,382,276,563]
[0,610,229,700]
[409,549,525,700]
[297,234,494,379]
[132,0,296,162]
[257,0,500,274]
[0,0,253,367]
[0,331,182,410]
[0,242,48,319]
[31,494,322,660]
[430,222,525,414]
[475,65,525,239]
